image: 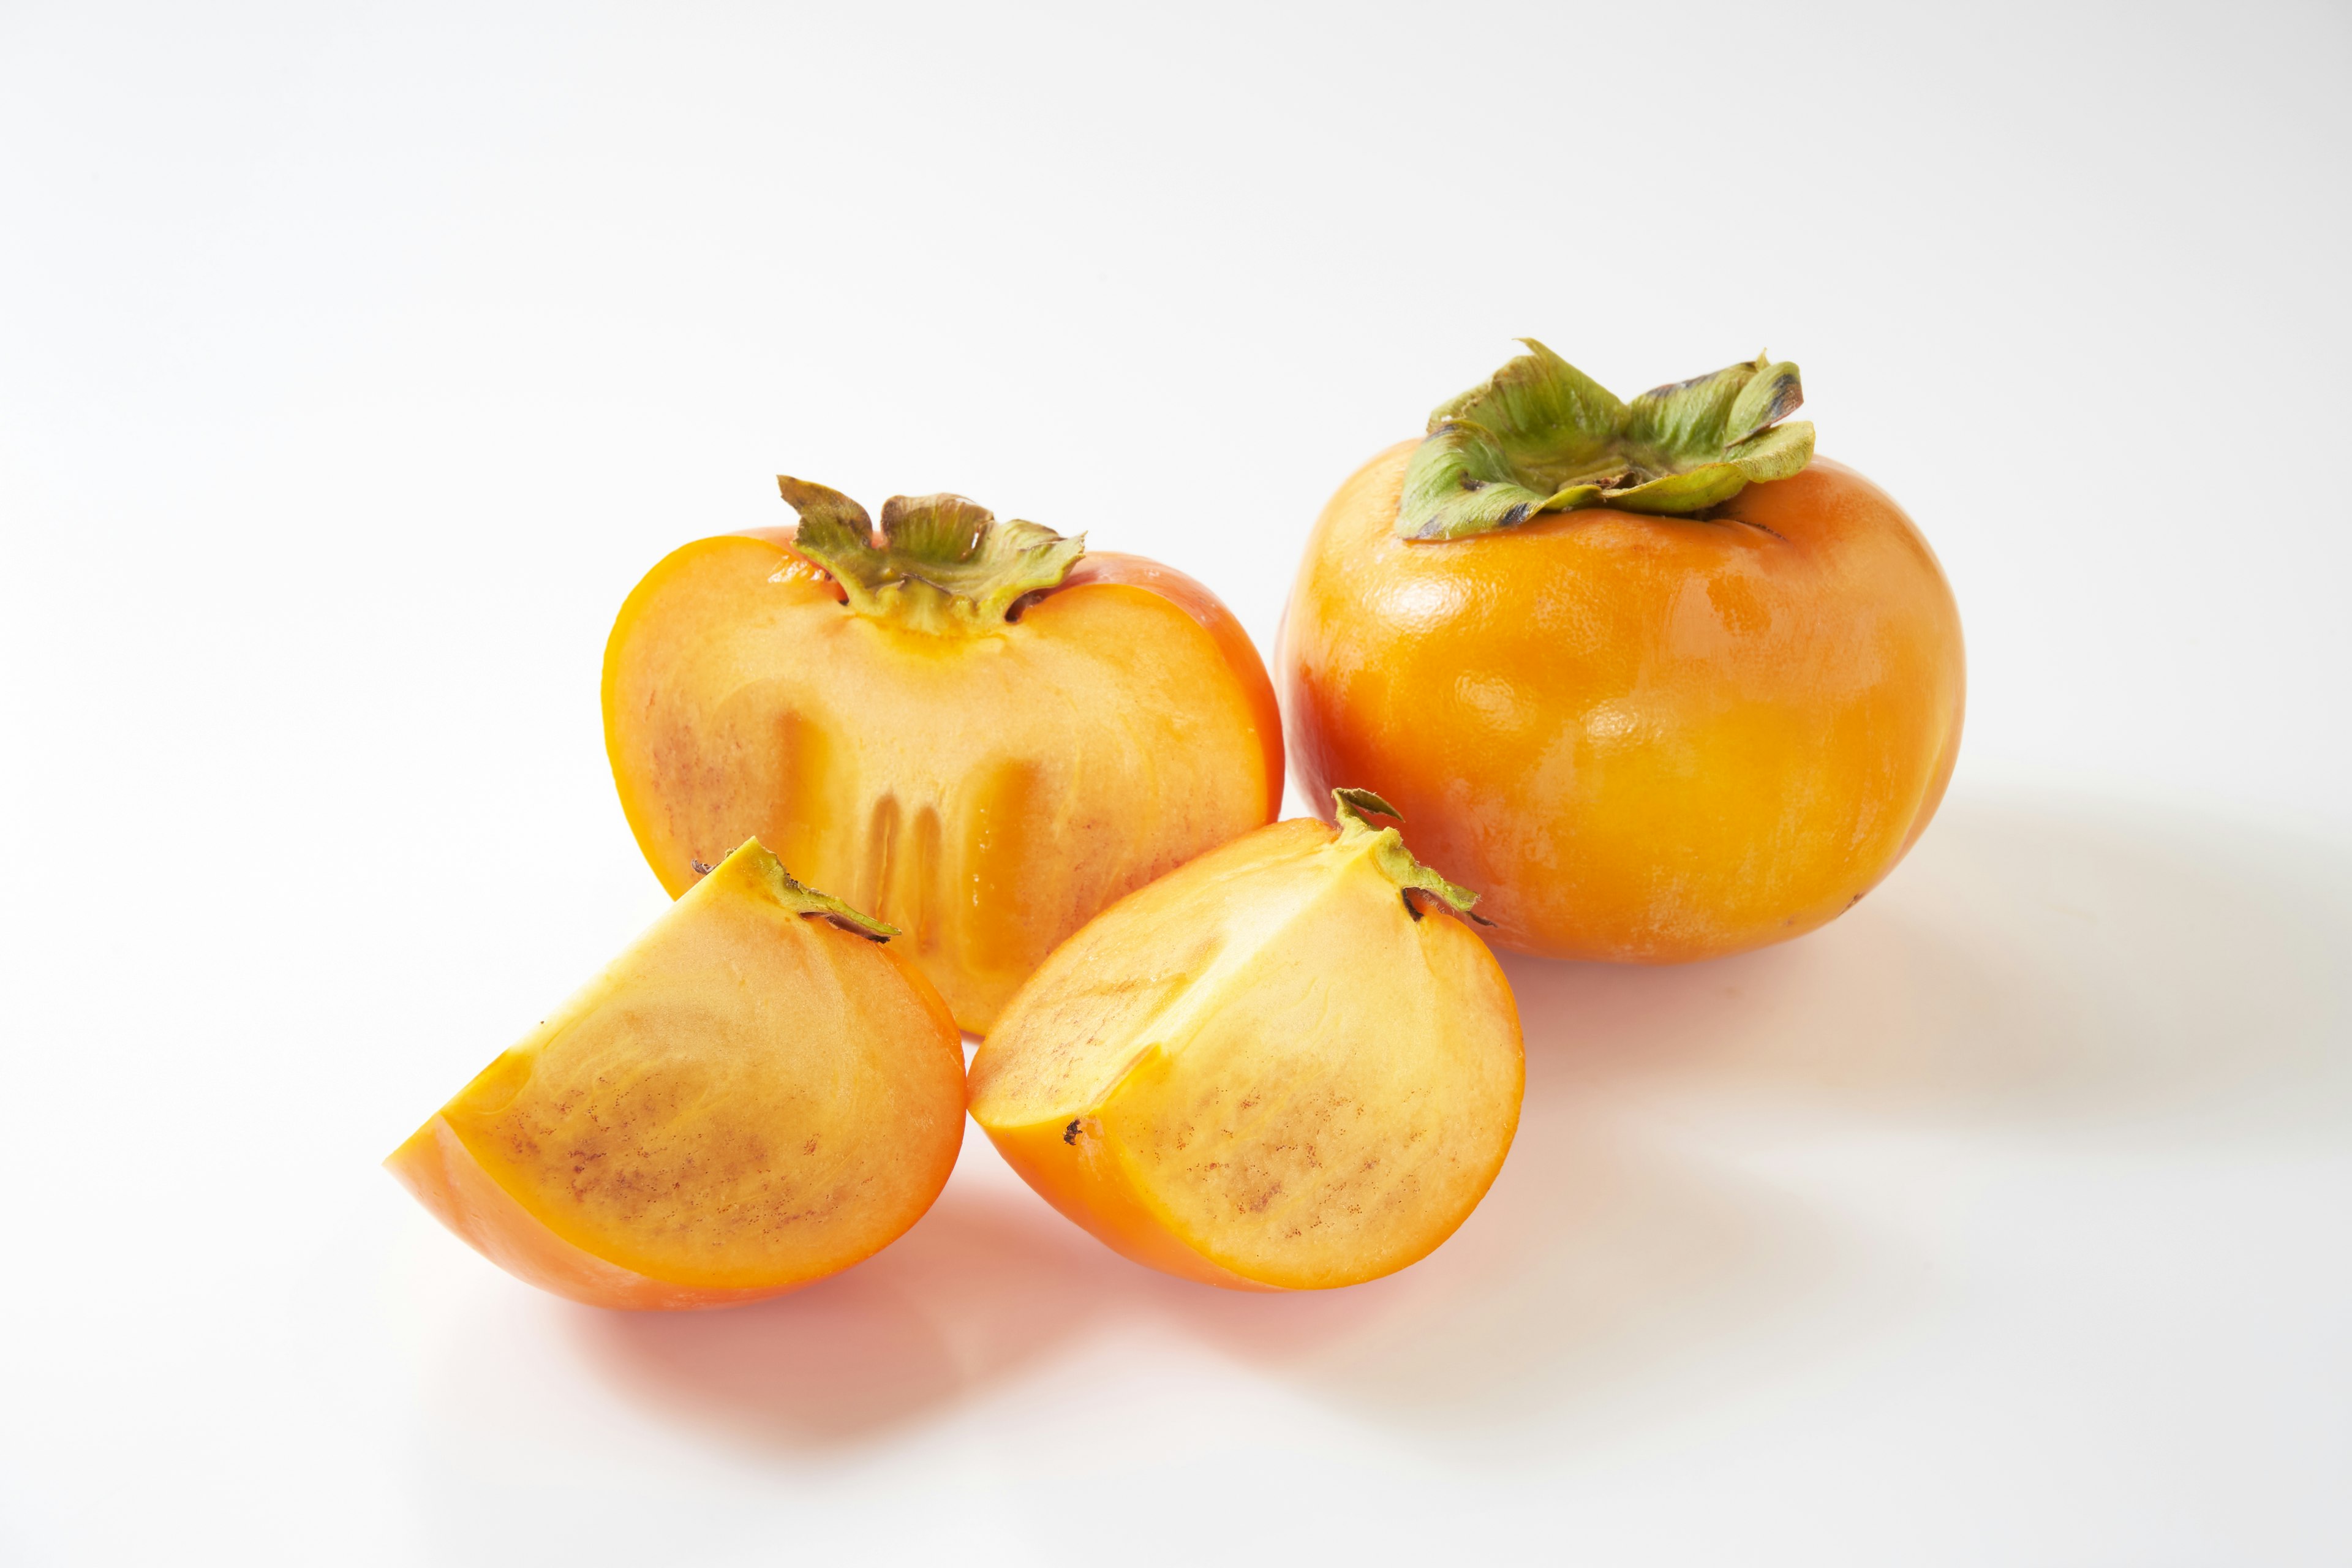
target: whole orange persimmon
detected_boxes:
[605,481,1282,1034]
[1280,342,1964,963]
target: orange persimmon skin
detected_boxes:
[1280,445,1965,962]
[603,534,1282,1035]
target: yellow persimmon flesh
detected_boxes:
[386,839,964,1311]
[603,518,1282,1036]
[969,795,1523,1291]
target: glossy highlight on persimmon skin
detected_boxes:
[603,531,1282,1036]
[1280,446,1966,963]
[386,839,965,1311]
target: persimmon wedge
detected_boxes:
[1281,341,1965,963]
[386,839,964,1311]
[970,791,1524,1291]
[604,483,1282,1035]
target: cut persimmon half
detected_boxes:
[603,482,1282,1035]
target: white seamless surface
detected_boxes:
[1,2,2346,1563]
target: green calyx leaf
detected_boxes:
[708,837,898,941]
[777,477,1086,633]
[1330,788,1491,924]
[1396,340,1816,541]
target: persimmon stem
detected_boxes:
[1330,788,1490,922]
[709,837,897,941]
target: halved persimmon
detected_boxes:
[970,790,1523,1291]
[1281,342,1965,963]
[386,839,964,1310]
[604,483,1282,1035]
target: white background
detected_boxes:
[4,1,2349,1562]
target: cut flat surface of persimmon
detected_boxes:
[386,839,964,1311]
[1281,341,1966,963]
[969,790,1523,1291]
[605,482,1283,1035]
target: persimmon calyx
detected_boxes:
[1330,788,1491,923]
[777,477,1085,633]
[707,836,898,941]
[1396,339,1816,541]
